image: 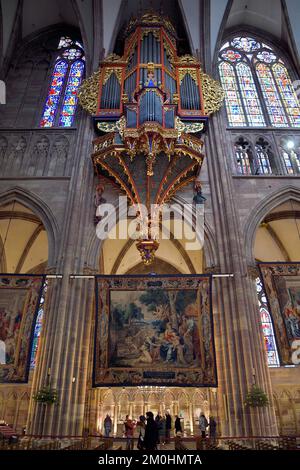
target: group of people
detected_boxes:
[103,411,217,450]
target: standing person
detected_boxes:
[158,416,166,447]
[124,415,135,450]
[165,412,172,443]
[209,416,217,443]
[174,415,182,435]
[104,414,112,438]
[144,411,158,451]
[137,415,146,450]
[199,413,208,438]
[155,412,163,445]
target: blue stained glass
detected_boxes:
[30,282,47,369]
[40,60,68,127]
[62,48,83,60]
[257,51,277,64]
[59,60,85,127]
[256,278,280,367]
[40,36,85,128]
[232,37,261,53]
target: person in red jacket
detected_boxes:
[124,415,136,450]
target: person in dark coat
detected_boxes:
[144,411,158,451]
[209,416,217,443]
[165,412,172,443]
[174,415,182,435]
[104,414,112,438]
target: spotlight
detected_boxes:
[286,140,295,150]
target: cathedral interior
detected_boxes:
[0,0,300,450]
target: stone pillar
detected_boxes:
[113,404,118,435]
[27,116,97,437]
[189,403,194,435]
[204,114,278,437]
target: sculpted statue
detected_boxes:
[193,181,206,205]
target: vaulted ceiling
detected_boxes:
[0,201,48,273]
[1,0,300,72]
[254,201,300,262]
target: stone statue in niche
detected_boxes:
[6,136,27,175]
[0,136,8,175]
[31,136,50,176]
[94,182,106,225]
[52,136,69,176]
[193,181,206,205]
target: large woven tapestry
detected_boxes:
[259,263,300,365]
[94,275,217,387]
[0,275,45,383]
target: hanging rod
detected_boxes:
[44,274,234,279]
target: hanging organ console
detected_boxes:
[79,13,224,264]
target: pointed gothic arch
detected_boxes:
[0,186,59,267]
[243,186,300,264]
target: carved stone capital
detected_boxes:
[204,265,221,274]
[83,266,99,275]
[247,265,259,280]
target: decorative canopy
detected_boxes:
[79,12,224,264]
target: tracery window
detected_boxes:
[219,36,300,128]
[280,137,300,174]
[256,277,280,367]
[40,36,85,128]
[234,136,253,174]
[234,136,276,174]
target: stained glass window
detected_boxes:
[273,64,300,127]
[59,60,85,127]
[236,62,265,126]
[30,281,47,369]
[40,36,85,128]
[219,61,246,126]
[232,36,261,53]
[256,63,289,127]
[234,137,253,174]
[219,36,300,129]
[40,60,68,127]
[255,139,273,174]
[256,277,280,367]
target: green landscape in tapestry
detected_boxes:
[109,289,201,369]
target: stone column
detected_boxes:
[204,113,278,437]
[27,115,98,437]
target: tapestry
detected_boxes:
[259,263,300,365]
[0,275,45,383]
[93,275,217,387]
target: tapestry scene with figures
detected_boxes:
[94,275,216,387]
[0,275,45,383]
[259,263,300,365]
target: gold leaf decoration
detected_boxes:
[78,69,100,115]
[176,55,200,65]
[201,71,225,116]
[178,68,198,84]
[103,53,122,62]
[97,116,126,137]
[103,68,123,84]
[175,117,204,136]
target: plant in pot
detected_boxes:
[244,385,269,408]
[33,385,59,405]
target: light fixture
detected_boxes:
[286,140,295,150]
